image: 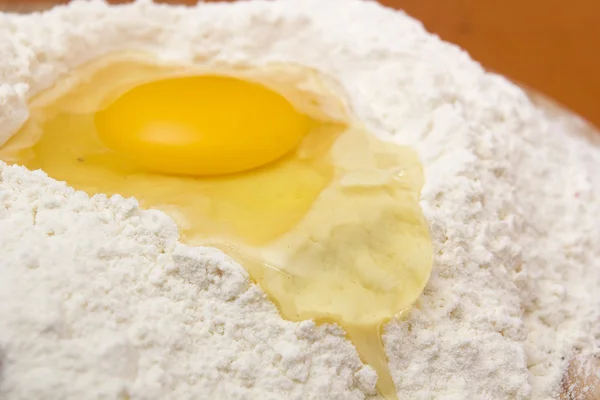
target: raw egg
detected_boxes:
[0,54,433,400]
[95,75,311,176]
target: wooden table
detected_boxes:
[382,0,600,129]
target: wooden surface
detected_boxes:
[381,0,600,128]
[2,0,600,128]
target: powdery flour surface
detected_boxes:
[0,1,599,399]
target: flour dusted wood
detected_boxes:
[0,1,598,399]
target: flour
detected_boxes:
[0,1,598,399]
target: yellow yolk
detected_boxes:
[94,75,311,175]
[0,56,433,400]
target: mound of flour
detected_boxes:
[0,1,598,399]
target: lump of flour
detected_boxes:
[0,1,598,399]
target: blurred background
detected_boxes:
[2,0,599,128]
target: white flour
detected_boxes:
[0,1,599,399]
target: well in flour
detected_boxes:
[0,52,433,400]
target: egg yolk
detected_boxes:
[0,56,433,400]
[94,75,311,176]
